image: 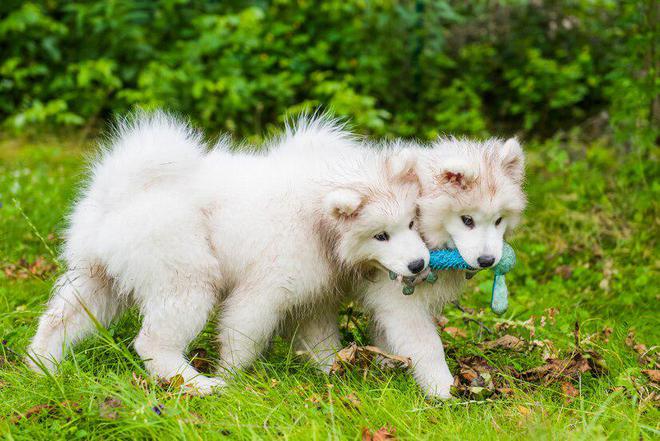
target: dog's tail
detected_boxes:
[88,111,207,200]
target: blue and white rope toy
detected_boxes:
[390,242,516,315]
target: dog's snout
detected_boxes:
[477,255,495,268]
[407,258,425,274]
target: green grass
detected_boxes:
[0,135,658,440]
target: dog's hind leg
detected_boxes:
[293,309,341,373]
[217,283,283,374]
[27,267,121,373]
[133,283,224,395]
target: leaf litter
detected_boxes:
[330,343,411,375]
[3,256,58,280]
[361,425,396,440]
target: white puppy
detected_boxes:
[360,138,527,398]
[27,113,430,394]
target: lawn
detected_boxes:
[0,135,657,440]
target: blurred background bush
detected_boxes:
[0,0,657,149]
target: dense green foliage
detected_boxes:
[0,135,657,439]
[1,0,657,146]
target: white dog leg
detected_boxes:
[217,286,282,373]
[133,286,223,395]
[366,285,454,399]
[27,269,121,373]
[293,309,341,373]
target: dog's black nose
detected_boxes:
[407,258,425,274]
[477,255,495,268]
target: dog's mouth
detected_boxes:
[387,267,430,287]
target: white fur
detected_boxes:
[358,137,526,398]
[27,112,429,393]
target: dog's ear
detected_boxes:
[386,149,418,184]
[324,188,364,219]
[433,157,476,191]
[500,138,525,183]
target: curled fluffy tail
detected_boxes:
[89,111,207,200]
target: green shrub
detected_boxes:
[0,0,656,149]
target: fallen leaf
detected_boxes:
[561,382,579,402]
[435,315,449,327]
[521,351,605,384]
[330,343,411,375]
[479,335,525,351]
[443,327,467,338]
[362,346,411,368]
[99,397,122,420]
[3,256,58,280]
[12,401,79,424]
[554,265,573,280]
[168,374,185,389]
[544,308,558,324]
[517,405,531,416]
[452,356,511,398]
[642,370,660,383]
[189,348,211,373]
[624,330,658,366]
[330,344,359,374]
[362,426,396,441]
[342,393,361,409]
[305,393,322,408]
[131,372,150,391]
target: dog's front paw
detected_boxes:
[184,376,226,396]
[417,370,455,400]
[423,381,454,400]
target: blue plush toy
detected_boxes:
[390,242,516,315]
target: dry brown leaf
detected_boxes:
[443,327,467,338]
[544,308,558,324]
[435,315,449,327]
[3,256,58,281]
[642,369,660,383]
[131,372,150,391]
[330,343,411,375]
[169,374,185,389]
[362,426,396,441]
[189,348,212,373]
[554,265,573,280]
[305,393,322,408]
[625,330,658,367]
[496,387,514,396]
[452,356,513,399]
[343,393,362,409]
[99,397,122,420]
[561,382,579,402]
[521,351,605,384]
[330,344,359,374]
[362,346,411,368]
[480,335,525,351]
[12,401,79,424]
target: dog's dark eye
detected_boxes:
[409,220,414,229]
[495,217,503,226]
[461,215,474,228]
[374,232,390,241]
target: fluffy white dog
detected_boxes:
[27,113,430,394]
[359,137,527,398]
